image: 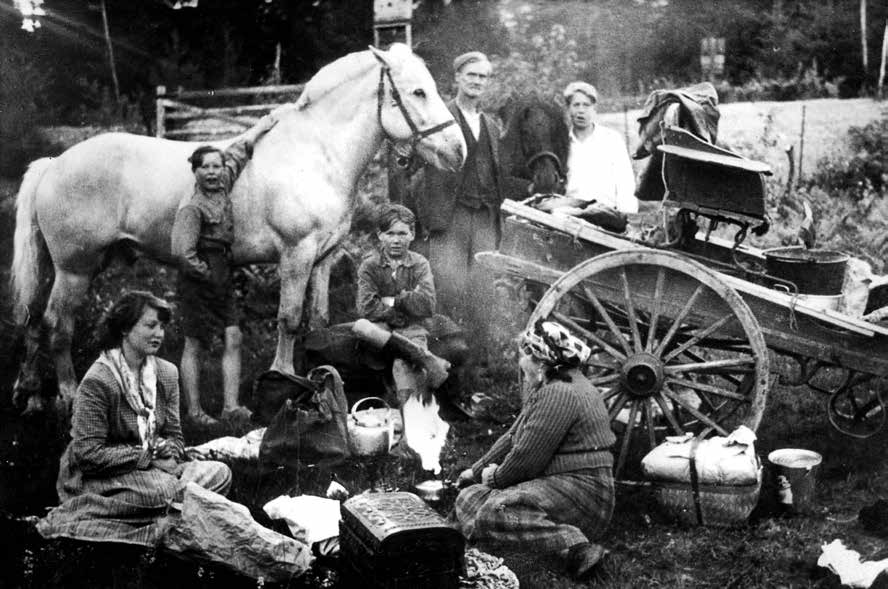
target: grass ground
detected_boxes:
[1,97,887,588]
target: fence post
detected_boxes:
[155,85,166,139]
[797,104,806,187]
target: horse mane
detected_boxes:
[294,44,420,112]
[295,51,376,111]
[500,94,570,178]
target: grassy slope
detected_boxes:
[2,97,888,588]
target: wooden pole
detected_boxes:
[100,0,120,103]
[797,104,807,187]
[155,86,166,138]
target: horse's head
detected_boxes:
[369,44,465,172]
[500,96,569,194]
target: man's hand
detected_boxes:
[381,296,395,307]
[481,464,498,486]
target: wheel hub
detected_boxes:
[621,352,664,397]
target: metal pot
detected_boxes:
[347,397,393,456]
[763,247,849,295]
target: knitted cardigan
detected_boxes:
[472,370,615,489]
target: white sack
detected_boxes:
[641,426,759,485]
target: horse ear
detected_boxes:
[368,46,390,67]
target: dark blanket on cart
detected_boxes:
[634,82,721,202]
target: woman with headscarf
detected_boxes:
[453,320,616,579]
[37,291,231,546]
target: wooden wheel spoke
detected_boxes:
[662,313,736,363]
[643,399,657,450]
[591,372,621,386]
[608,392,629,422]
[582,285,633,356]
[681,349,741,388]
[552,310,627,361]
[664,357,755,375]
[602,386,622,402]
[666,376,749,401]
[645,268,665,352]
[615,401,640,480]
[586,356,621,370]
[653,393,685,435]
[654,284,705,356]
[663,386,729,435]
[620,268,644,352]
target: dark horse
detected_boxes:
[499,95,570,195]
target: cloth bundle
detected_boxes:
[641,426,759,486]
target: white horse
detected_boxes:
[11,43,465,413]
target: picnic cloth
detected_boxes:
[263,495,342,545]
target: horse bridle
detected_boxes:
[377,65,456,167]
[526,150,565,183]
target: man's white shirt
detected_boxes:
[458,106,482,139]
[565,125,638,213]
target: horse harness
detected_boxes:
[377,65,456,168]
[526,150,565,184]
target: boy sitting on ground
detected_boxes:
[356,204,472,421]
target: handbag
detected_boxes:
[252,369,315,426]
[258,365,351,470]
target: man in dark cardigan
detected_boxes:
[409,51,505,325]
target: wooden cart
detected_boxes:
[477,126,888,480]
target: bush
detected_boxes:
[806,119,888,197]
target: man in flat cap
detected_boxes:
[409,51,504,324]
[563,81,638,214]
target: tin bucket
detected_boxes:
[767,449,822,514]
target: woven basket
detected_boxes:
[652,478,761,527]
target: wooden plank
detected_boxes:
[164,104,279,119]
[157,83,304,99]
[160,98,254,129]
[474,251,565,284]
[162,128,243,139]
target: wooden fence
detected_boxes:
[155,83,304,141]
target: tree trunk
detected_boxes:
[100,0,120,103]
[860,0,868,73]
[879,18,888,98]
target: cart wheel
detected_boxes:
[826,372,887,439]
[528,250,770,481]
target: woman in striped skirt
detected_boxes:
[454,320,616,579]
[37,291,231,546]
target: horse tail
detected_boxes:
[11,157,54,326]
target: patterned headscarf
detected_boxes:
[519,320,591,368]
